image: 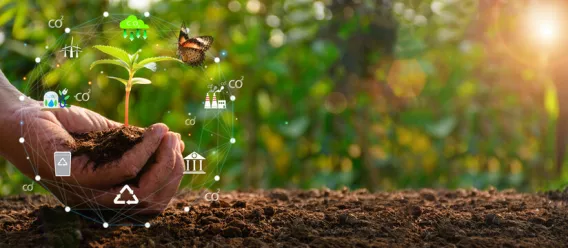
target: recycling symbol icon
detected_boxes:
[57,158,68,166]
[113,185,139,205]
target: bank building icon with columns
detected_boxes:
[183,151,206,174]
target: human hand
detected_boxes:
[12,101,184,214]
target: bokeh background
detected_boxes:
[1,0,567,195]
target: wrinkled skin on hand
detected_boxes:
[13,101,185,214]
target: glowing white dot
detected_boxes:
[145,222,150,228]
[184,206,190,212]
[144,12,150,17]
[269,29,286,48]
[228,1,241,12]
[19,137,24,143]
[20,121,24,125]
[214,57,220,63]
[45,46,48,49]
[65,206,70,212]
[230,138,236,144]
[246,0,261,13]
[19,95,25,101]
[35,57,41,63]
[103,11,109,17]
[266,15,281,28]
[35,175,40,181]
[230,95,236,101]
[64,28,70,33]
[103,222,109,228]
[26,156,30,160]
[100,71,103,74]
[214,175,220,181]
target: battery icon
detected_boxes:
[54,151,71,177]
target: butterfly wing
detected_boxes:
[177,23,214,66]
[178,23,191,45]
[182,36,214,51]
[177,47,206,67]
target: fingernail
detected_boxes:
[153,125,167,137]
[169,134,177,147]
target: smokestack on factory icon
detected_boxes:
[204,89,226,110]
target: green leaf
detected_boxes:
[134,56,183,71]
[426,117,457,139]
[129,51,140,67]
[0,8,16,26]
[64,95,70,100]
[89,59,130,71]
[143,62,157,72]
[545,83,558,120]
[131,77,152,85]
[92,45,131,64]
[107,76,128,86]
[279,116,309,138]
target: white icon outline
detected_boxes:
[48,16,63,28]
[54,151,71,177]
[183,152,206,174]
[74,89,91,102]
[113,185,139,205]
[204,189,220,202]
[60,37,82,58]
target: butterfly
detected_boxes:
[177,24,214,67]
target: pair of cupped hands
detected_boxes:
[14,99,184,214]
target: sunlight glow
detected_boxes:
[527,4,560,46]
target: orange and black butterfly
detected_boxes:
[177,24,214,67]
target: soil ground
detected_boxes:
[1,188,567,247]
[70,126,145,169]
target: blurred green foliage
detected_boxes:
[0,0,567,196]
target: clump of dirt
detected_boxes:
[1,188,568,247]
[70,126,145,169]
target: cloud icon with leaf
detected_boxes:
[120,15,149,30]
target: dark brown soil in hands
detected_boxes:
[1,188,568,247]
[69,126,145,169]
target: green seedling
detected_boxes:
[90,45,182,126]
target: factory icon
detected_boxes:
[204,92,226,110]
